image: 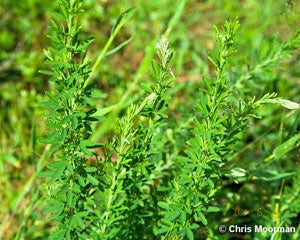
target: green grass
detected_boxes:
[0,0,300,239]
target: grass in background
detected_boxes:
[0,0,300,239]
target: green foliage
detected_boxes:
[98,36,174,239]
[38,0,103,238]
[233,30,300,95]
[155,20,297,239]
[1,0,300,239]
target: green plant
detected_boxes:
[38,0,104,239]
[2,0,300,239]
[267,172,300,240]
[155,19,298,240]
[39,0,176,238]
[35,1,300,240]
[98,36,174,239]
[233,30,300,96]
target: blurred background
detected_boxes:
[0,0,300,239]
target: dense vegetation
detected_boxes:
[0,0,300,239]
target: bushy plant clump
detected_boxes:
[18,0,300,239]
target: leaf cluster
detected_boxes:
[38,1,104,239]
[39,1,300,239]
[97,36,175,239]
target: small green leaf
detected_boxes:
[83,96,94,106]
[66,162,74,174]
[39,70,55,76]
[78,175,86,187]
[111,7,136,37]
[166,210,181,221]
[46,161,66,169]
[62,115,72,124]
[71,116,78,128]
[38,171,53,178]
[139,83,153,94]
[273,134,300,158]
[49,131,60,141]
[44,200,64,215]
[67,189,73,207]
[77,37,95,51]
[91,90,107,99]
[190,223,200,229]
[87,174,99,185]
[50,144,62,153]
[72,185,81,193]
[158,201,170,210]
[186,228,194,240]
[50,162,67,182]
[79,140,103,155]
[73,214,85,229]
[208,55,218,68]
[79,143,93,156]
[196,211,207,225]
[66,230,71,240]
[0,153,19,167]
[49,229,66,240]
[85,166,97,173]
[178,174,192,185]
[161,219,172,226]
[39,101,57,111]
[205,206,220,212]
[180,212,186,224]
[156,226,170,234]
[151,59,161,77]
